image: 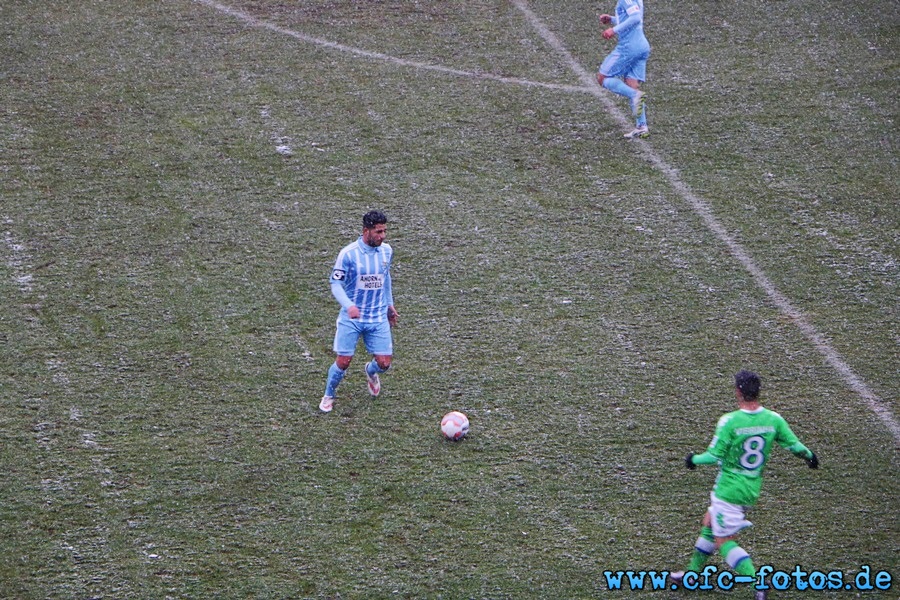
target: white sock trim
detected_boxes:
[725,545,750,569]
[695,537,716,555]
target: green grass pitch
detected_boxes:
[1,1,897,598]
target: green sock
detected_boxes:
[719,540,755,577]
[687,526,715,571]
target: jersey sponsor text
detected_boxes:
[358,273,384,290]
[735,426,776,436]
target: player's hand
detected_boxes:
[602,27,616,40]
[806,452,819,469]
[599,13,612,25]
[347,305,360,319]
[685,453,696,470]
[387,306,399,327]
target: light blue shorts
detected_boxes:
[333,314,393,356]
[599,48,649,82]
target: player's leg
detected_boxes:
[718,538,756,578]
[599,51,650,139]
[624,78,646,125]
[621,77,648,139]
[688,510,716,571]
[709,495,757,579]
[365,355,392,397]
[622,54,649,138]
[625,54,649,124]
[599,50,640,102]
[321,317,361,411]
[601,75,639,101]
[671,510,715,584]
[362,321,393,397]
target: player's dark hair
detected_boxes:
[363,210,388,229]
[735,370,761,400]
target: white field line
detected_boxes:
[194,0,589,95]
[510,0,899,445]
[193,1,899,444]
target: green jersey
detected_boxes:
[704,407,808,506]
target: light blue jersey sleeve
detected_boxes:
[331,280,354,309]
[383,247,394,307]
[612,0,649,54]
[613,0,643,36]
[330,248,356,309]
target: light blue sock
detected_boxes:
[602,78,648,127]
[324,363,346,397]
[602,77,638,101]
[366,359,388,377]
[637,102,648,127]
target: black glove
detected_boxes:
[685,453,696,470]
[806,452,819,469]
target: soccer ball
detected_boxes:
[440,411,469,441]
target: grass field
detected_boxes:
[1,0,897,598]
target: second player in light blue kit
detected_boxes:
[319,210,399,413]
[597,0,651,139]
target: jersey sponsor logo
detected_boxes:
[331,269,346,281]
[734,426,775,436]
[357,273,384,290]
[626,4,641,15]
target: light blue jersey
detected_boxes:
[598,0,650,134]
[599,0,651,84]
[330,236,394,323]
[610,0,649,57]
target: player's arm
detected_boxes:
[775,416,819,468]
[685,418,729,469]
[684,451,719,469]
[612,3,643,36]
[383,250,398,326]
[684,437,724,469]
[600,12,618,39]
[788,442,818,468]
[330,259,359,317]
[384,272,398,326]
[330,279,354,308]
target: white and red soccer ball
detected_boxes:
[440,411,469,441]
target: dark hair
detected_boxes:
[735,370,761,400]
[363,210,388,229]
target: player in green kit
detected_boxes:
[671,370,819,600]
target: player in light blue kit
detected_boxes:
[597,0,651,139]
[320,210,399,413]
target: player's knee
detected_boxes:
[714,536,733,549]
[596,73,606,86]
[375,355,392,370]
[335,355,353,370]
